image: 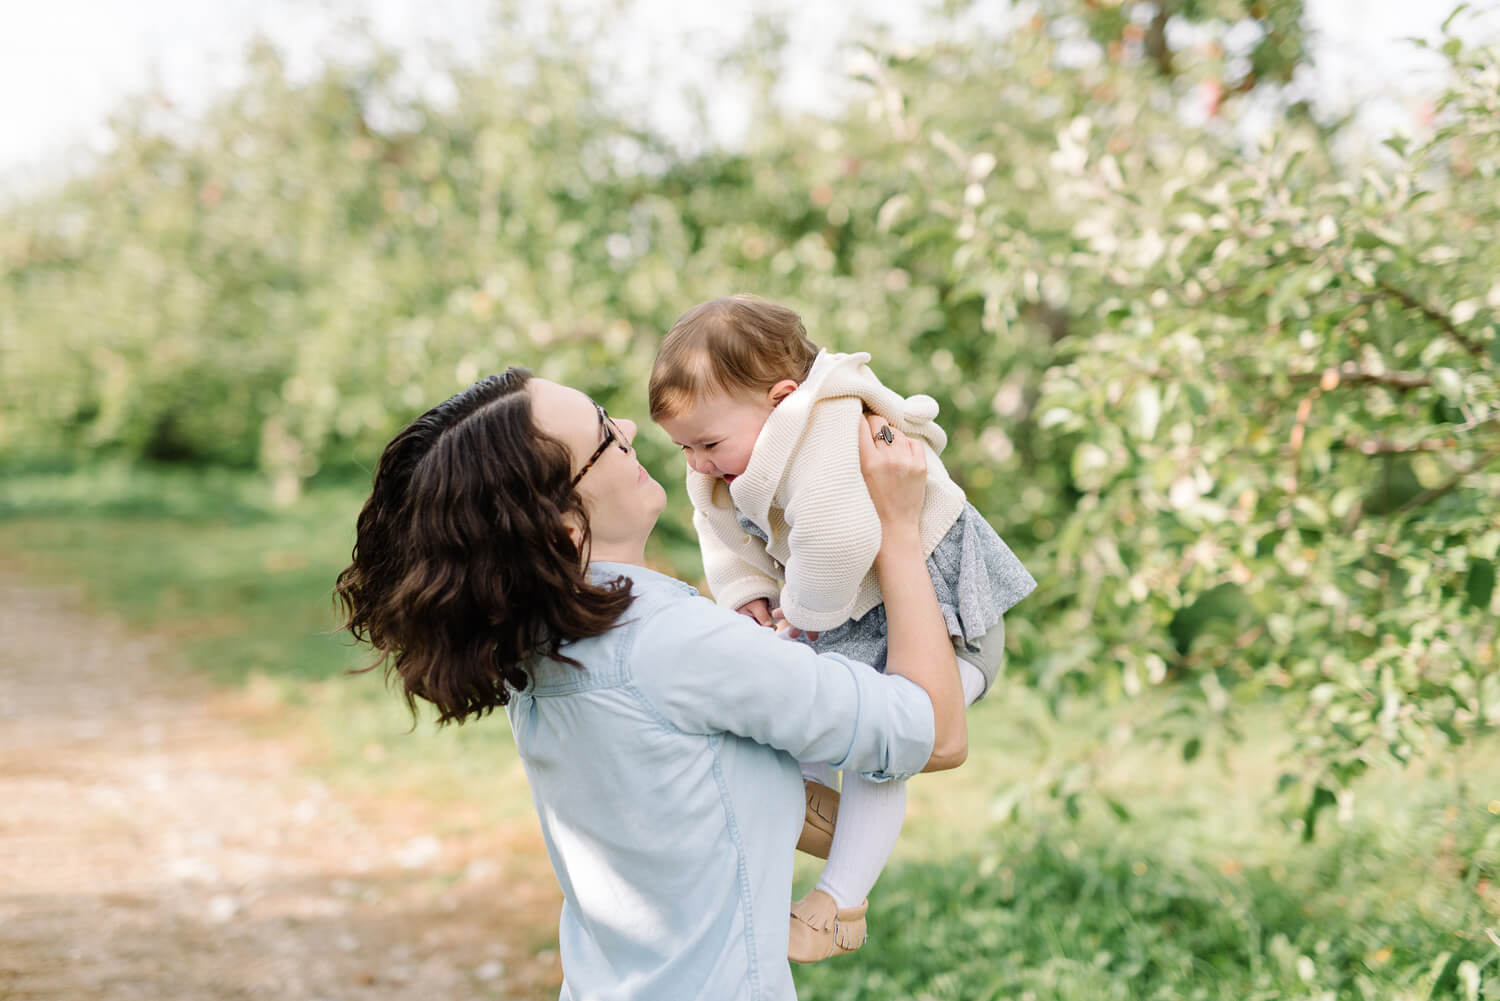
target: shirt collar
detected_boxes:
[588,560,698,596]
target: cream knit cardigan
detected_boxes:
[686,350,967,632]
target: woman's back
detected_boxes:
[508,563,805,1000]
[507,562,937,1000]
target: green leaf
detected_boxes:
[1432,368,1463,401]
[1182,737,1202,762]
[990,785,1024,824]
[1038,405,1076,429]
[1301,785,1338,842]
[1103,795,1132,822]
[1426,950,1461,997]
[1467,558,1496,610]
[1070,442,1114,492]
[1411,454,1445,489]
[1129,383,1161,441]
[1458,960,1481,1001]
[1435,717,1468,747]
[1442,3,1471,33]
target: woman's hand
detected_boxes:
[857,413,927,540]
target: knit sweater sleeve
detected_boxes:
[696,507,782,611]
[777,398,882,632]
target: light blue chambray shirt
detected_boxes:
[504,562,936,1001]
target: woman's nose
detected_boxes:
[619,418,638,442]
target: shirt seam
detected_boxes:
[526,603,651,696]
[707,734,763,1000]
[616,601,718,737]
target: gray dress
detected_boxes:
[734,502,1036,697]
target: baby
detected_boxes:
[649,294,1035,962]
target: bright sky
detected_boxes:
[0,0,1492,192]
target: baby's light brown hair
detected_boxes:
[648,294,820,421]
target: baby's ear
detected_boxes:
[768,379,800,406]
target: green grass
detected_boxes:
[793,702,1500,1000]
[4,466,1499,1000]
[0,465,536,817]
[0,473,363,687]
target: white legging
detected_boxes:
[802,655,988,907]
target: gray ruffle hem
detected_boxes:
[734,503,1037,677]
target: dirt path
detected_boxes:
[0,571,563,1001]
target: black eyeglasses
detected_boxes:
[570,403,631,488]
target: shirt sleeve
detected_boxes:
[777,398,882,632]
[629,595,934,782]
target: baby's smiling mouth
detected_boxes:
[722,474,737,484]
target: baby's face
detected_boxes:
[656,391,777,483]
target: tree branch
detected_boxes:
[1290,363,1431,392]
[1144,4,1173,77]
[1287,387,1319,493]
[1375,280,1485,359]
[1397,447,1500,515]
[1343,434,1459,456]
[1350,415,1497,462]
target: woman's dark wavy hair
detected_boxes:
[334,367,634,725]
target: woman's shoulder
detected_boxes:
[614,580,753,658]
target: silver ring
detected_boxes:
[876,425,895,445]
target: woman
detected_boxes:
[336,368,966,1001]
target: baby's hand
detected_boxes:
[771,607,820,642]
[737,598,775,628]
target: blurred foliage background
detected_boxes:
[2,0,1499,993]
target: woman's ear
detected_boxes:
[561,510,586,554]
[767,379,800,406]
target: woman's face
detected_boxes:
[528,378,667,559]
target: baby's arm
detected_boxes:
[696,507,782,615]
[777,399,883,633]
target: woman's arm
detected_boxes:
[857,416,968,772]
[627,415,964,777]
[633,601,936,784]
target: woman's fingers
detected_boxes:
[859,414,927,526]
